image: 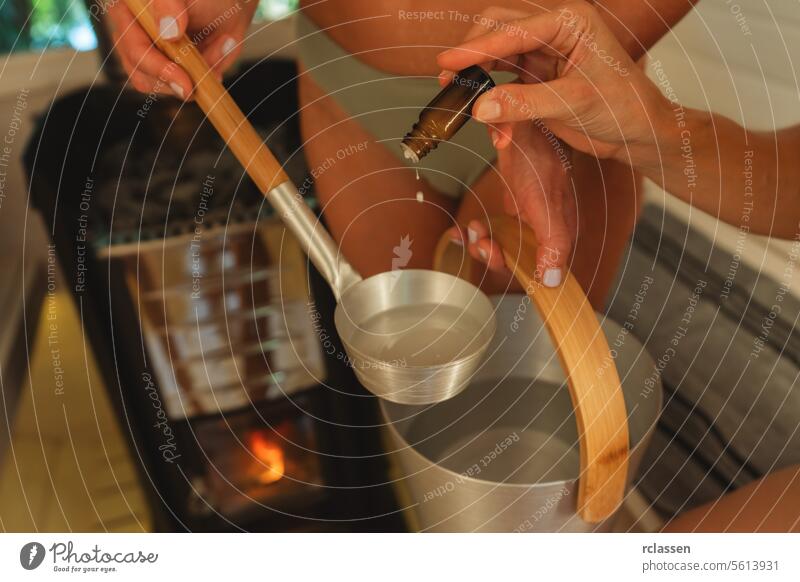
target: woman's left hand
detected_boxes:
[446,119,576,287]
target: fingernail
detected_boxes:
[478,247,488,261]
[467,227,478,244]
[543,268,562,288]
[450,234,464,247]
[159,16,179,40]
[168,82,184,99]
[221,37,237,57]
[475,99,501,122]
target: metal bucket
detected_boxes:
[380,294,662,532]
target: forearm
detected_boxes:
[595,0,698,60]
[630,104,800,239]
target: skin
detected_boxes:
[663,466,800,533]
[438,0,800,238]
[297,0,694,305]
[107,0,695,305]
[105,0,257,98]
[441,0,800,531]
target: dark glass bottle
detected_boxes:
[401,65,495,162]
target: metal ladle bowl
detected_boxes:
[268,188,497,406]
[334,269,496,405]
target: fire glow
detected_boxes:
[248,432,285,485]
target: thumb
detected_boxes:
[472,79,575,124]
[521,205,572,288]
[152,0,189,40]
[535,229,571,288]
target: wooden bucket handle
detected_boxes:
[434,218,630,523]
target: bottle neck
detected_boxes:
[401,65,495,163]
[401,121,439,162]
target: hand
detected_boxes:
[440,6,576,286]
[447,121,576,287]
[106,0,258,100]
[437,0,670,163]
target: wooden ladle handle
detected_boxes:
[122,0,289,192]
[122,0,363,299]
[435,217,630,523]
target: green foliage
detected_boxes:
[0,0,95,53]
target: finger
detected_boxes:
[151,0,189,40]
[463,6,532,43]
[528,210,572,287]
[466,219,487,247]
[128,69,173,96]
[201,31,243,75]
[438,70,455,87]
[472,79,576,123]
[474,239,508,273]
[445,226,465,247]
[463,220,508,273]
[438,6,533,83]
[436,9,580,73]
[497,143,572,286]
[488,122,514,149]
[111,4,192,98]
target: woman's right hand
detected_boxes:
[437,0,672,164]
[105,0,258,100]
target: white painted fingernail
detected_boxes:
[478,247,488,261]
[159,16,179,40]
[168,82,184,99]
[221,37,237,57]
[543,267,562,288]
[467,227,478,244]
[451,235,464,247]
[475,99,501,122]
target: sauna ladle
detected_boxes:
[122,0,496,405]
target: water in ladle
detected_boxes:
[351,303,484,366]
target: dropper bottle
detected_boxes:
[401,65,495,163]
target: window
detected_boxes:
[0,0,299,55]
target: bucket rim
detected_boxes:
[379,301,663,490]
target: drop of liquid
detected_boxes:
[414,166,423,202]
[401,143,420,163]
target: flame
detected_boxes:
[249,432,285,485]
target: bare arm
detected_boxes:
[637,105,800,239]
[438,1,800,241]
